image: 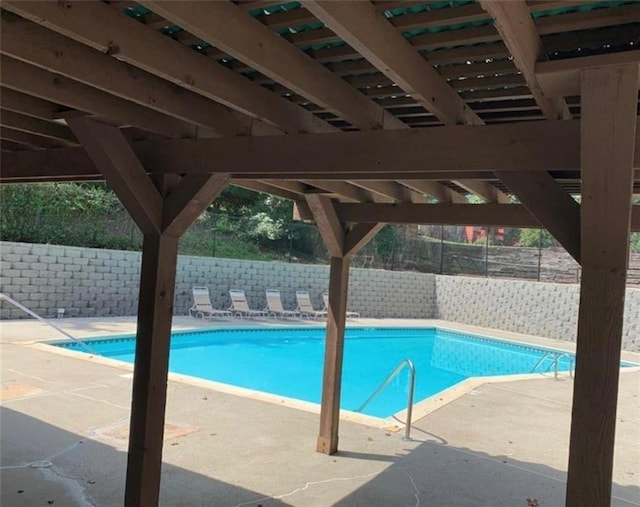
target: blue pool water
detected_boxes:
[53,327,634,418]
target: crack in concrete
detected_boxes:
[401,468,422,507]
[233,470,381,507]
[0,440,96,507]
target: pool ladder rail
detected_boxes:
[0,293,98,355]
[531,351,575,380]
[355,358,416,441]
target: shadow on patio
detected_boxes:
[0,406,290,507]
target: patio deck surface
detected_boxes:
[1,317,638,506]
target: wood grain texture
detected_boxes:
[67,117,163,234]
[566,63,638,507]
[316,256,349,455]
[305,195,344,257]
[125,233,179,506]
[497,171,580,262]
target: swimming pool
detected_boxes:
[52,327,634,418]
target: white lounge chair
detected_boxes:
[189,286,232,319]
[322,291,360,319]
[265,289,299,319]
[228,289,268,319]
[295,291,327,320]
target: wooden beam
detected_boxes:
[453,179,510,204]
[336,203,543,228]
[0,18,248,137]
[479,0,571,120]
[302,3,640,63]
[4,120,640,181]
[2,1,335,135]
[0,109,77,144]
[260,179,308,196]
[0,126,66,149]
[301,180,384,203]
[566,63,638,507]
[343,223,383,258]
[536,50,640,98]
[0,56,198,139]
[162,173,230,237]
[67,117,163,234]
[292,200,314,221]
[230,180,303,202]
[350,181,428,203]
[0,139,29,152]
[0,87,58,119]
[305,195,344,257]
[304,1,482,126]
[400,180,468,204]
[497,171,580,262]
[142,1,405,131]
[129,119,591,175]
[317,255,349,455]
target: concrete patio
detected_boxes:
[1,317,639,506]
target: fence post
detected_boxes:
[211,214,217,258]
[440,225,444,274]
[537,229,543,281]
[485,226,489,277]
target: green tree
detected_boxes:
[519,228,554,248]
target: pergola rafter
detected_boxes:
[1,1,639,506]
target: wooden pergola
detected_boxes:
[0,1,638,505]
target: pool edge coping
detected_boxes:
[19,319,640,430]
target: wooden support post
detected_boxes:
[126,233,178,506]
[68,117,229,506]
[305,195,382,454]
[566,63,638,506]
[317,256,349,454]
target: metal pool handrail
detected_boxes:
[356,358,416,441]
[0,293,97,355]
[531,351,575,380]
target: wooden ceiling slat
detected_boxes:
[480,1,571,120]
[350,180,429,203]
[0,125,69,149]
[0,56,198,139]
[0,139,30,152]
[0,88,59,120]
[460,86,533,102]
[0,17,249,137]
[305,1,482,126]
[306,3,640,54]
[144,1,405,131]
[2,1,337,135]
[231,180,304,201]
[0,109,77,144]
[299,180,387,203]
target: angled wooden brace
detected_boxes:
[496,171,581,263]
[67,117,230,237]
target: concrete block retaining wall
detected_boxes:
[435,275,640,353]
[0,242,436,321]
[1,242,638,351]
